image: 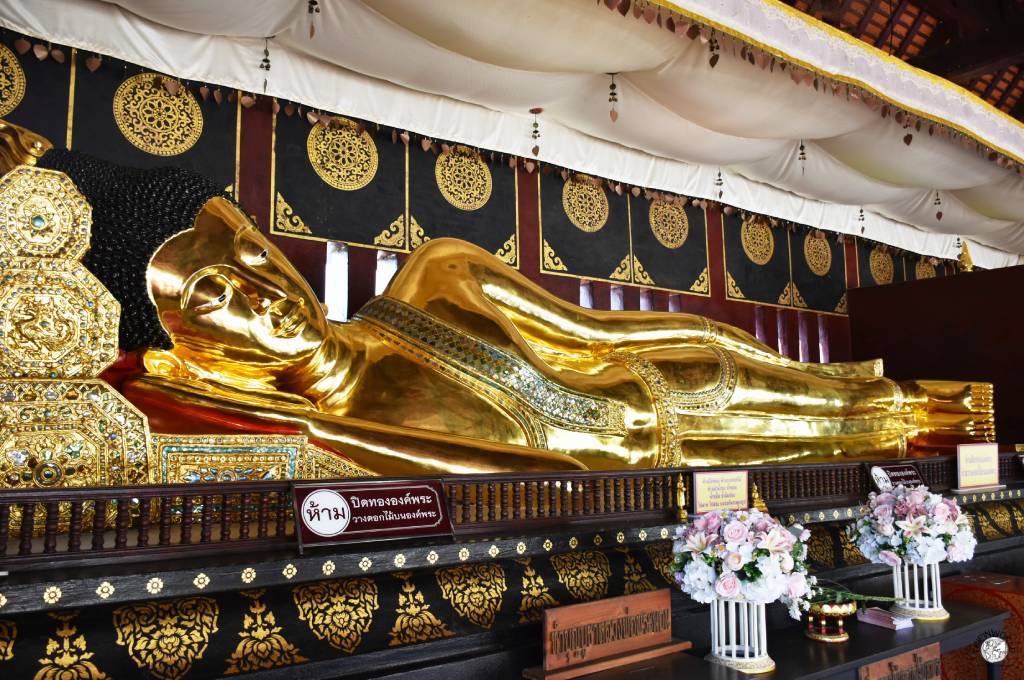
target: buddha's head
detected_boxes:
[38,149,328,384]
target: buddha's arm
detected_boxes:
[388,239,879,378]
[125,375,588,476]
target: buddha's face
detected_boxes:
[148,198,328,376]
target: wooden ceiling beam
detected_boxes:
[874,0,910,50]
[896,7,929,57]
[910,26,1024,83]
[994,69,1022,110]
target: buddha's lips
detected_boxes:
[272,300,306,338]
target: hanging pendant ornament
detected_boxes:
[607,73,619,122]
[259,38,272,93]
[798,140,807,175]
[934,190,943,221]
[714,169,724,199]
[858,207,865,233]
[529,107,543,157]
[708,30,720,68]
[308,0,321,38]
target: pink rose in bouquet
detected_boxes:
[715,573,742,599]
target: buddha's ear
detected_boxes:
[142,350,197,380]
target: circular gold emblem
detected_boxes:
[562,175,609,233]
[0,259,120,378]
[915,259,936,279]
[307,116,378,191]
[803,233,832,276]
[113,73,202,156]
[0,44,26,117]
[435,145,492,211]
[0,166,92,260]
[741,217,774,265]
[869,247,894,285]
[649,200,689,249]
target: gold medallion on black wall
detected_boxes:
[72,54,237,192]
[723,213,790,306]
[540,172,629,282]
[0,36,71,147]
[409,143,517,264]
[630,196,710,295]
[789,225,847,314]
[855,238,905,287]
[741,217,774,265]
[272,109,405,250]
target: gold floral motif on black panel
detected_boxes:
[435,562,507,629]
[740,217,774,265]
[0,620,13,662]
[869,246,894,285]
[306,116,378,191]
[618,548,656,594]
[113,73,203,156]
[0,44,26,118]
[644,542,675,585]
[649,200,689,249]
[35,613,106,680]
[562,174,609,233]
[112,597,219,680]
[293,578,379,654]
[388,571,454,646]
[514,557,559,624]
[224,590,307,675]
[803,232,832,276]
[435,145,492,211]
[915,259,936,279]
[551,550,612,602]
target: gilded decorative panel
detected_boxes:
[629,196,710,295]
[272,110,406,250]
[723,212,791,306]
[0,35,70,148]
[70,56,238,193]
[408,144,519,266]
[539,172,630,282]
[856,238,906,287]
[788,225,847,314]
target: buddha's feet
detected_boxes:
[903,380,995,451]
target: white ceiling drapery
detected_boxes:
[4,0,1024,268]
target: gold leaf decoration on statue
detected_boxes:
[0,261,120,378]
[869,246,894,285]
[373,215,407,249]
[113,73,203,156]
[35,613,106,680]
[514,557,558,624]
[494,233,516,265]
[644,542,675,585]
[274,193,311,235]
[435,145,492,211]
[389,571,453,646]
[609,255,632,282]
[915,259,936,279]
[1,381,151,499]
[551,550,611,602]
[562,174,608,233]
[803,232,832,276]
[113,597,219,680]
[617,548,655,594]
[834,292,848,314]
[740,217,774,265]
[224,590,307,674]
[689,266,710,294]
[0,166,92,261]
[0,620,13,662]
[0,44,26,118]
[633,256,655,285]
[435,563,507,629]
[542,239,568,272]
[649,200,689,249]
[306,116,378,191]
[301,442,377,478]
[726,272,746,299]
[408,215,429,249]
[293,578,379,654]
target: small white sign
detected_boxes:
[300,488,351,537]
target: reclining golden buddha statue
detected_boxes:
[2,121,995,476]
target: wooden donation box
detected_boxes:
[523,589,691,679]
[943,573,1022,680]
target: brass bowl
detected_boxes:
[806,601,857,643]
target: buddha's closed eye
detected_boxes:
[186,273,232,314]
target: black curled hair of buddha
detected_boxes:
[37,149,226,351]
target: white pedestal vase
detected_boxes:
[890,562,949,620]
[707,598,776,674]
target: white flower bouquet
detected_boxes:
[672,508,816,619]
[847,484,976,567]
